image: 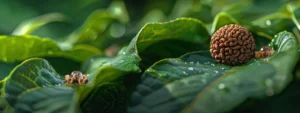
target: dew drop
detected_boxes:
[214,70,219,73]
[221,67,225,70]
[146,68,155,73]
[218,83,225,89]
[211,63,215,66]
[266,20,271,26]
[188,67,194,71]
[122,52,126,55]
[183,71,188,75]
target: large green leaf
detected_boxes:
[129,31,299,113]
[0,35,100,63]
[250,12,294,37]
[15,86,78,113]
[2,58,64,109]
[136,17,210,68]
[81,83,126,113]
[79,17,210,104]
[232,79,300,113]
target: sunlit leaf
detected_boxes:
[2,58,63,109]
[15,86,78,113]
[79,17,210,104]
[0,35,100,63]
[129,31,299,113]
[12,13,67,36]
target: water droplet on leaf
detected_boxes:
[214,70,219,73]
[266,20,271,26]
[218,83,225,89]
[183,71,188,75]
[188,67,194,71]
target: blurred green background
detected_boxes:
[1,0,297,43]
[1,0,300,113]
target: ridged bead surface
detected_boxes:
[210,24,255,65]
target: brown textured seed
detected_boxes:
[65,71,88,85]
[210,24,256,65]
[255,46,275,59]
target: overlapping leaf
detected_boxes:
[79,17,210,104]
[129,31,299,113]
[81,83,126,113]
[2,58,64,108]
[15,86,78,113]
[0,35,100,63]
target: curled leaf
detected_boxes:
[129,31,299,113]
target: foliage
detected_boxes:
[1,0,300,113]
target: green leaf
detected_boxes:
[63,9,117,49]
[86,17,210,80]
[2,58,63,108]
[211,12,238,34]
[79,17,210,104]
[12,13,67,36]
[64,1,129,49]
[250,12,294,37]
[181,2,213,23]
[15,86,78,113]
[232,79,300,113]
[81,55,113,75]
[0,62,18,81]
[81,83,126,113]
[129,31,299,113]
[136,18,210,67]
[0,35,100,63]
